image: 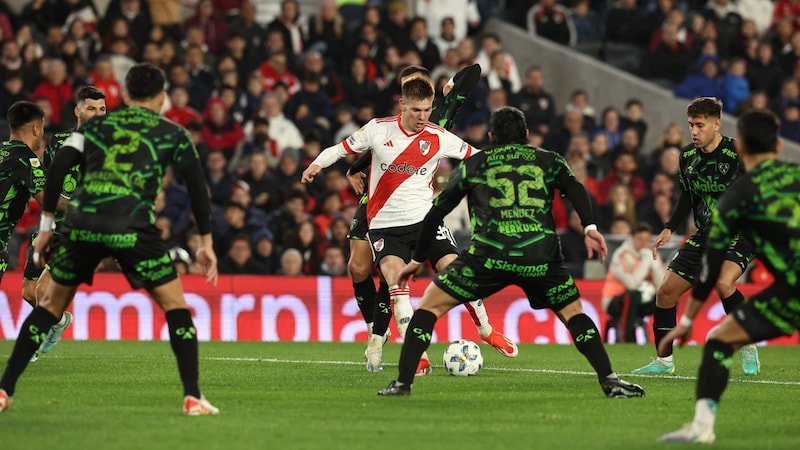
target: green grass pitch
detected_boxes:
[0,340,797,450]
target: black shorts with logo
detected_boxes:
[733,283,800,341]
[368,221,458,266]
[48,214,177,289]
[667,233,754,283]
[347,194,369,241]
[433,252,581,311]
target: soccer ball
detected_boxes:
[442,339,483,376]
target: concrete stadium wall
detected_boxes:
[483,19,800,162]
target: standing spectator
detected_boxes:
[65,18,100,64]
[184,44,216,96]
[228,0,268,63]
[267,189,312,244]
[301,49,343,106]
[569,0,601,46]
[603,0,650,48]
[529,0,575,46]
[509,65,556,136]
[284,72,333,125]
[702,0,743,58]
[483,49,519,96]
[544,109,584,156]
[587,131,613,181]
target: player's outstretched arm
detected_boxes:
[301,164,322,184]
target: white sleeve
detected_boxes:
[610,250,652,290]
[310,120,375,168]
[61,132,86,153]
[439,130,475,160]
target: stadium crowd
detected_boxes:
[0,0,793,278]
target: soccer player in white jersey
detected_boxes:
[302,78,517,374]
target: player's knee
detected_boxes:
[655,283,679,308]
[21,282,37,306]
[348,258,371,281]
[713,278,737,298]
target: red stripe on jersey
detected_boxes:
[342,138,357,154]
[368,132,440,223]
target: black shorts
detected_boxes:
[733,283,800,341]
[48,215,177,289]
[368,222,458,266]
[433,252,581,311]
[347,194,369,241]
[0,245,8,284]
[667,233,754,283]
[23,231,66,281]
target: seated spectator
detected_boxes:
[0,70,30,115]
[560,209,589,279]
[182,0,229,55]
[214,200,264,256]
[597,149,648,205]
[219,234,269,275]
[544,109,584,156]
[592,107,622,149]
[587,131,613,180]
[644,122,685,182]
[201,97,246,154]
[601,222,665,343]
[278,248,304,276]
[240,150,281,213]
[645,20,693,86]
[779,101,800,142]
[267,189,312,244]
[284,219,324,275]
[164,85,202,127]
[252,228,279,274]
[319,244,348,276]
[722,57,750,114]
[601,183,638,231]
[229,117,280,174]
[674,54,724,103]
[313,190,343,238]
[258,51,300,95]
[205,151,235,207]
[341,56,381,108]
[620,98,647,144]
[745,40,783,99]
[31,58,72,129]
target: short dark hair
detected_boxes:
[76,86,106,104]
[401,77,434,101]
[126,63,166,101]
[7,101,44,130]
[736,110,779,155]
[687,97,722,119]
[633,222,653,235]
[488,106,527,145]
[398,65,430,83]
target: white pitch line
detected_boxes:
[205,357,800,386]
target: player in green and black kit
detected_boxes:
[0,63,219,415]
[378,106,644,398]
[0,101,47,283]
[22,86,106,362]
[634,97,760,376]
[657,110,800,443]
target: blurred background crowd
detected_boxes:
[0,0,793,281]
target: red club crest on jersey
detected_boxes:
[373,238,385,252]
[420,140,431,156]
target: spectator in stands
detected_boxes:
[456,35,477,66]
[19,41,44,93]
[673,54,724,101]
[769,77,800,115]
[285,72,334,127]
[219,233,270,275]
[164,84,202,127]
[182,0,228,55]
[313,190,343,238]
[67,17,100,64]
[258,50,300,95]
[620,98,647,144]
[529,0,575,46]
[737,0,774,36]
[778,31,800,78]
[772,0,800,33]
[202,97,245,154]
[483,48,519,97]
[341,56,380,109]
[283,219,324,275]
[88,56,122,111]
[560,209,589,278]
[703,0,744,59]
[415,0,481,44]
[0,70,29,114]
[779,100,800,142]
[598,149,648,205]
[332,103,359,144]
[601,182,638,230]
[259,92,304,152]
[277,248,304,276]
[267,0,306,58]
[1,38,22,74]
[569,0,601,46]
[100,0,151,52]
[240,150,281,213]
[252,228,279,274]
[509,65,556,136]
[214,199,264,255]
[432,17,460,60]
[722,56,750,113]
[735,88,770,115]
[307,0,344,67]
[603,0,651,48]
[31,58,71,129]
[319,244,348,276]
[268,188,311,244]
[561,88,596,132]
[601,222,664,343]
[475,33,520,86]
[168,63,209,113]
[326,214,351,254]
[645,20,694,86]
[746,40,783,99]
[728,18,759,60]
[228,0,267,62]
[302,50,344,106]
[407,17,441,71]
[204,150,235,207]
[613,128,643,163]
[588,130,613,180]
[592,106,622,149]
[545,109,584,156]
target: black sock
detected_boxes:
[166,309,200,398]
[353,278,377,324]
[371,281,392,337]
[0,307,58,396]
[721,290,745,315]
[397,309,437,385]
[652,306,677,357]
[566,313,613,380]
[696,339,733,401]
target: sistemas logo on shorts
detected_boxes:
[373,238,384,252]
